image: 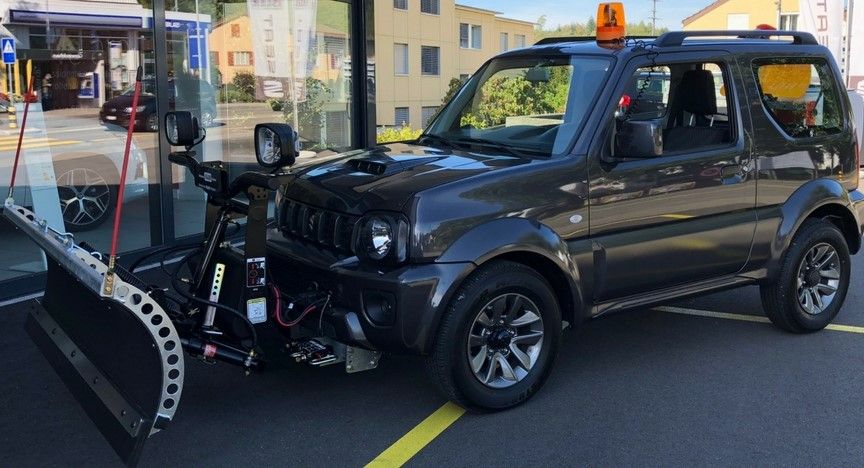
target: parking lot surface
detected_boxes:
[2,257,864,466]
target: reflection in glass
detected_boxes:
[0,0,157,284]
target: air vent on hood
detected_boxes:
[346,158,386,175]
[345,156,444,176]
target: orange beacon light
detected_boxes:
[596,3,626,45]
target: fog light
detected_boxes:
[363,290,396,325]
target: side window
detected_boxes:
[753,59,843,138]
[614,61,735,157]
[618,65,671,120]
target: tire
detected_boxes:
[760,218,851,333]
[426,260,561,412]
[54,160,118,232]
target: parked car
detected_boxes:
[267,30,864,410]
[99,76,217,132]
[1,127,149,231]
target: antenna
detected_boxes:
[650,0,660,35]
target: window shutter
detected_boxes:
[228,52,234,66]
[248,52,254,66]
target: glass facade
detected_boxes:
[0,0,369,299]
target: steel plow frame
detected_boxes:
[4,201,185,466]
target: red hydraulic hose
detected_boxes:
[5,74,35,199]
[108,67,143,266]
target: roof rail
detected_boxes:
[534,35,657,46]
[654,30,818,47]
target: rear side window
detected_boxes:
[752,59,843,138]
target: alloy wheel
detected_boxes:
[796,242,841,315]
[56,167,112,228]
[466,293,544,389]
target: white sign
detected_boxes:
[800,0,844,63]
[848,0,864,89]
[247,0,318,101]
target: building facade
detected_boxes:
[682,0,800,31]
[375,0,534,128]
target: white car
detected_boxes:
[1,126,149,232]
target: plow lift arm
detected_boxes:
[2,103,296,466]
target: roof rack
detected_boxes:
[534,35,657,46]
[654,30,817,47]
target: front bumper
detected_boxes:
[267,231,475,354]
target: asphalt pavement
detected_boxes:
[2,252,864,466]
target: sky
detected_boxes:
[459,0,714,30]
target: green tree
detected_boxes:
[281,78,335,147]
[461,66,571,128]
[231,72,256,97]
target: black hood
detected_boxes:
[280,142,534,214]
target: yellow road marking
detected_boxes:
[654,305,864,334]
[367,305,864,467]
[365,402,466,467]
[0,140,80,151]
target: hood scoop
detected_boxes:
[345,156,443,176]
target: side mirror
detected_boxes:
[615,119,663,158]
[165,111,201,147]
[254,123,298,168]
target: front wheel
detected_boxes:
[426,260,561,412]
[760,219,851,332]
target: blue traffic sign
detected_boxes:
[1,38,15,65]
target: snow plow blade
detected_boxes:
[3,203,185,466]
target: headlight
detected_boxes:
[353,214,409,263]
[124,105,147,113]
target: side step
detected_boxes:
[4,203,185,466]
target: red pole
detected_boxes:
[6,73,35,200]
[105,66,143,293]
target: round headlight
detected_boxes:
[256,126,282,166]
[367,217,393,260]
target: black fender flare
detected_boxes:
[768,178,862,276]
[436,217,586,323]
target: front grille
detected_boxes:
[278,199,358,254]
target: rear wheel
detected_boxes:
[426,260,561,411]
[54,161,117,232]
[760,219,851,332]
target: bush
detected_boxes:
[231,72,256,97]
[221,86,255,103]
[268,99,284,112]
[377,124,422,144]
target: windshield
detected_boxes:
[121,81,157,96]
[425,55,611,156]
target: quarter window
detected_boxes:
[753,59,843,138]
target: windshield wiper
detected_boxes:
[416,133,455,149]
[452,137,535,158]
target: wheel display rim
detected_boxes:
[796,242,841,315]
[466,293,544,389]
[56,168,112,228]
